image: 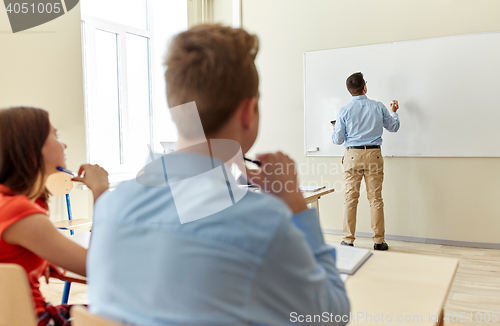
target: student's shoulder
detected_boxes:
[224,190,293,231]
[240,191,292,219]
[210,191,292,256]
[0,192,46,216]
[112,178,144,194]
[95,178,154,207]
[0,192,47,234]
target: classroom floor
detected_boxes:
[42,235,500,325]
[40,278,88,306]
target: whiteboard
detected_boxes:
[304,32,500,157]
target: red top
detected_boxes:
[0,184,49,314]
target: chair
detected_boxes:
[0,264,37,326]
[45,172,93,304]
[71,306,125,326]
[46,172,93,234]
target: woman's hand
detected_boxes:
[44,263,66,284]
[72,164,109,202]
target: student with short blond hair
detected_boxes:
[88,24,350,326]
[166,24,259,137]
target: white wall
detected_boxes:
[3,1,499,243]
[0,4,91,222]
[236,0,500,243]
[213,0,233,26]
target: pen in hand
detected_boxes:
[243,157,261,188]
[244,157,261,167]
[390,100,399,112]
[56,166,78,177]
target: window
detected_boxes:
[81,0,187,182]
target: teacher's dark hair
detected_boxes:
[346,72,366,96]
[0,106,51,201]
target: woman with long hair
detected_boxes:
[0,106,108,325]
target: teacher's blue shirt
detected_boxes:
[332,95,400,147]
[87,152,350,326]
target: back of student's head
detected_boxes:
[0,106,50,199]
[346,72,366,96]
[165,24,259,138]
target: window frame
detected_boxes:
[81,12,154,181]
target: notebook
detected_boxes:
[299,185,326,192]
[328,243,372,275]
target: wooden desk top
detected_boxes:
[303,188,335,204]
[345,251,458,325]
[53,219,93,231]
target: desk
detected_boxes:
[303,188,335,217]
[344,250,458,325]
[53,219,92,231]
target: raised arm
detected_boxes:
[72,164,109,203]
[382,100,400,132]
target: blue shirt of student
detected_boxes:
[87,152,350,326]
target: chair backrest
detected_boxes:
[46,172,74,196]
[0,264,37,326]
[71,306,125,326]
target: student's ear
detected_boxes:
[241,96,259,129]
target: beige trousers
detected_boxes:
[342,148,385,244]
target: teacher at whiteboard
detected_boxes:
[332,72,400,251]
